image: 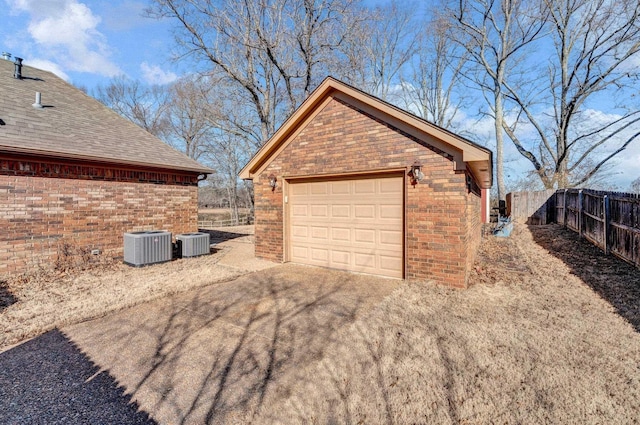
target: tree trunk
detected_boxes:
[495,90,506,201]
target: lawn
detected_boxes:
[0,226,262,352]
[2,223,640,423]
[250,224,640,423]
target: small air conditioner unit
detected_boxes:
[123,231,172,266]
[176,232,210,258]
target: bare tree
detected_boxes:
[204,132,255,222]
[630,177,640,194]
[166,76,216,160]
[448,0,547,200]
[147,0,362,144]
[400,14,468,129]
[501,0,640,188]
[347,1,420,102]
[94,76,171,138]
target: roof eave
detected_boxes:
[239,80,337,180]
[0,146,214,174]
[239,77,493,187]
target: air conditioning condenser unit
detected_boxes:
[124,231,172,266]
[176,232,210,258]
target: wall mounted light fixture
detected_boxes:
[268,174,277,191]
[408,161,424,186]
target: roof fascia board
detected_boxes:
[239,77,492,186]
[0,146,213,174]
[330,91,466,172]
[331,88,489,162]
[250,95,335,179]
[467,160,493,188]
[239,80,336,179]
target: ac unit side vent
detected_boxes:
[124,231,172,266]
[176,232,210,258]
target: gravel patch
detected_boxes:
[0,329,156,425]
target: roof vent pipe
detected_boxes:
[33,92,43,109]
[14,57,23,79]
[2,52,11,61]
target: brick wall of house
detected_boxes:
[255,96,482,287]
[0,158,199,275]
[464,180,483,284]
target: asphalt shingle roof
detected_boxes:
[0,59,212,174]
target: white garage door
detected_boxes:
[288,175,403,278]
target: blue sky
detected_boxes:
[2,0,638,190]
[3,0,181,89]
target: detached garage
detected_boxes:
[240,77,492,288]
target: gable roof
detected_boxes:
[239,77,492,189]
[0,59,212,174]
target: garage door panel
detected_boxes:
[380,204,403,219]
[331,250,350,265]
[331,227,351,241]
[291,184,309,195]
[310,182,328,195]
[380,255,402,272]
[291,246,308,260]
[380,230,403,247]
[354,179,376,194]
[354,205,375,219]
[291,225,308,238]
[354,229,375,244]
[380,178,402,193]
[310,204,328,217]
[311,226,328,239]
[311,248,329,262]
[331,181,350,194]
[354,252,376,268]
[331,204,350,217]
[289,176,403,279]
[291,205,308,217]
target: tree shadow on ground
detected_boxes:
[0,329,156,424]
[64,265,396,424]
[530,224,640,332]
[0,280,17,312]
[198,229,251,244]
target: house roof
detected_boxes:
[239,77,493,189]
[0,58,213,174]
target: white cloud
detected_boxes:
[140,62,178,85]
[6,0,120,77]
[24,58,70,80]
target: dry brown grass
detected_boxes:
[6,223,640,423]
[0,227,260,352]
[253,224,640,423]
[198,208,252,222]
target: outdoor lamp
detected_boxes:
[409,161,424,186]
[268,174,277,191]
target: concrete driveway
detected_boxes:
[63,264,399,424]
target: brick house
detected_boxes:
[240,77,492,288]
[0,58,212,275]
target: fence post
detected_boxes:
[578,189,584,238]
[631,199,640,267]
[563,189,568,227]
[603,195,609,255]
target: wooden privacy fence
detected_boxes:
[198,213,254,229]
[555,189,640,267]
[506,190,556,224]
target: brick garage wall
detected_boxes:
[254,179,284,261]
[464,180,483,283]
[0,158,198,275]
[255,96,481,287]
